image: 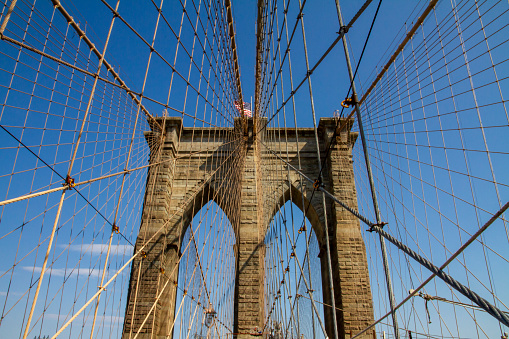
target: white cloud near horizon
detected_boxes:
[22,266,105,278]
[0,291,23,296]
[59,243,133,256]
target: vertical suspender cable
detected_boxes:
[21,1,122,338]
[296,1,339,338]
[333,1,401,337]
[332,2,401,339]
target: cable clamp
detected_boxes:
[338,25,349,36]
[63,175,76,191]
[112,224,120,234]
[341,97,356,108]
[313,178,323,190]
[420,293,433,301]
[298,226,306,234]
[160,267,165,275]
[290,252,295,258]
[97,285,106,291]
[367,221,387,232]
[141,250,147,259]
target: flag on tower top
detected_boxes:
[234,101,252,117]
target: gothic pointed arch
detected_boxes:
[264,178,325,245]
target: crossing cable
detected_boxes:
[258,3,382,333]
[277,3,319,334]
[257,0,382,266]
[351,203,509,338]
[353,1,509,335]
[0,137,239,207]
[331,2,404,339]
[260,140,509,328]
[20,1,123,336]
[257,0,374,126]
[258,0,322,334]
[50,137,244,338]
[0,0,240,335]
[275,210,328,337]
[291,1,341,337]
[259,165,327,335]
[49,0,161,131]
[256,0,372,119]
[0,33,228,127]
[0,123,135,249]
[131,202,234,339]
[358,0,440,107]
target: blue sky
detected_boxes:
[1,0,508,338]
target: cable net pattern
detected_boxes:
[353,0,509,337]
[0,0,508,338]
[0,0,241,338]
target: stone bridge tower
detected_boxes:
[122,116,375,339]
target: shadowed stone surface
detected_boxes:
[122,117,375,339]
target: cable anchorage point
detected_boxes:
[313,178,323,190]
[338,25,349,35]
[112,224,120,234]
[341,97,356,108]
[63,175,76,191]
[367,221,387,232]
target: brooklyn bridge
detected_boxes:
[0,0,508,338]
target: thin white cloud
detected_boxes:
[59,243,133,256]
[0,291,23,296]
[22,266,105,278]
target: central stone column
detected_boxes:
[233,118,265,338]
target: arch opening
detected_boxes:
[171,199,236,339]
[265,181,326,244]
[263,199,327,339]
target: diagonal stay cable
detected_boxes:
[0,123,135,247]
[261,140,509,329]
[312,0,382,187]
[258,0,375,126]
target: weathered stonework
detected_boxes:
[122,117,375,339]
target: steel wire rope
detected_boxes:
[0,123,138,249]
[358,1,509,124]
[261,136,509,324]
[51,137,245,338]
[257,0,374,121]
[257,2,383,337]
[357,150,509,308]
[98,0,238,125]
[124,0,241,332]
